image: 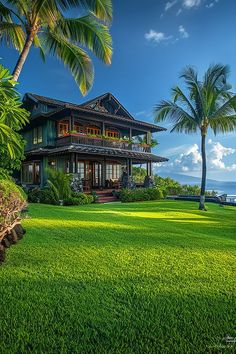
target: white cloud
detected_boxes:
[208,140,236,171]
[165,0,178,11]
[206,0,219,8]
[176,8,183,15]
[145,30,172,43]
[157,140,236,174]
[182,0,201,8]
[179,25,189,38]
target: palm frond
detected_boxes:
[53,0,112,22]
[155,100,198,133]
[170,119,198,134]
[56,15,112,64]
[0,21,26,50]
[34,0,62,28]
[203,63,230,90]
[180,66,205,120]
[209,95,236,121]
[172,86,198,122]
[210,115,236,135]
[43,30,94,95]
[0,1,13,21]
[34,34,46,62]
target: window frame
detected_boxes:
[105,128,120,139]
[58,120,69,137]
[86,126,101,136]
[33,126,43,145]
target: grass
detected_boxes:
[0,200,235,353]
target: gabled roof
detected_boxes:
[24,93,71,108]
[23,92,167,132]
[80,93,135,120]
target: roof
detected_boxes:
[24,92,166,133]
[25,144,168,163]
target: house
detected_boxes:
[20,92,168,190]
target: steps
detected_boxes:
[95,190,119,203]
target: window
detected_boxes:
[106,163,121,180]
[74,123,84,134]
[58,120,69,137]
[33,126,43,144]
[86,126,101,135]
[77,162,85,179]
[22,162,41,184]
[34,162,40,184]
[105,129,120,138]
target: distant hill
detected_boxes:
[156,172,236,195]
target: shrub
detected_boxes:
[0,179,27,230]
[64,192,94,206]
[28,187,59,205]
[119,187,163,203]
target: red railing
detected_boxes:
[56,133,151,153]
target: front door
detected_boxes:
[91,162,101,188]
[82,161,102,189]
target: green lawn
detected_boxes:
[0,201,235,353]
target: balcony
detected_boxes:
[55,133,151,153]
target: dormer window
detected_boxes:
[58,120,69,137]
[105,128,120,139]
[86,126,101,135]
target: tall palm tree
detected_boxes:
[154,64,236,210]
[0,0,112,95]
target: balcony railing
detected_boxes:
[56,134,151,153]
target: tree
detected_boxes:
[0,0,112,95]
[154,64,236,210]
[0,64,29,178]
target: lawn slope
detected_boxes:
[0,201,235,353]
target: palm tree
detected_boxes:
[154,64,236,210]
[0,0,112,95]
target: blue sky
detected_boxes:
[1,0,236,181]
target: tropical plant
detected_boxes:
[0,0,112,95]
[154,64,236,210]
[135,134,158,147]
[0,64,29,178]
[47,169,71,202]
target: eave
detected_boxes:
[25,145,169,163]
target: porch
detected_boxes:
[21,154,154,192]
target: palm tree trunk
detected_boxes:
[12,32,35,82]
[199,133,207,210]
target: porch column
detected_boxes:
[146,162,149,176]
[150,161,153,176]
[101,159,106,188]
[69,153,75,173]
[129,128,132,141]
[102,122,105,135]
[69,113,74,131]
[127,158,132,176]
[75,153,78,173]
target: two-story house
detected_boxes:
[20,92,167,190]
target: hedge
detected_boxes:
[118,187,163,203]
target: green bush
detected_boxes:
[64,192,94,206]
[119,187,163,203]
[28,187,59,205]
